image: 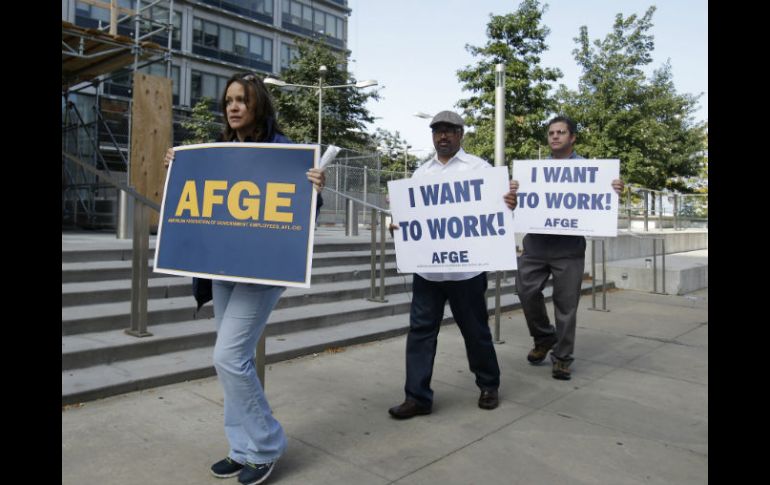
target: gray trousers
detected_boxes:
[515,238,585,364]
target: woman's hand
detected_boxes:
[307,168,325,192]
[164,148,174,170]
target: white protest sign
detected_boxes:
[387,166,517,273]
[512,159,620,237]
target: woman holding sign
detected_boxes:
[164,73,324,485]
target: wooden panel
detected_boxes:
[130,72,172,230]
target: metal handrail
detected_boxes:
[619,229,668,294]
[94,107,129,169]
[586,237,609,311]
[63,150,158,338]
[65,102,116,179]
[620,185,708,231]
[323,186,390,214]
[323,187,392,303]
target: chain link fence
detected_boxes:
[319,146,411,226]
[621,185,708,230]
[319,148,709,232]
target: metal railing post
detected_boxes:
[334,165,340,220]
[379,211,387,301]
[126,199,152,337]
[601,239,607,310]
[363,169,368,226]
[652,238,658,294]
[494,271,503,343]
[117,190,133,239]
[367,209,387,303]
[626,189,632,228]
[369,208,377,299]
[590,239,597,308]
[673,194,679,230]
[661,238,667,294]
[658,192,664,229]
[588,239,609,312]
[345,198,358,236]
[644,190,649,231]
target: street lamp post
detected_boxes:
[264,66,377,146]
[403,144,411,177]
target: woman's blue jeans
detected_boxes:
[212,280,287,465]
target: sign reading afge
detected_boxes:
[512,159,620,237]
[154,142,319,288]
[387,166,517,273]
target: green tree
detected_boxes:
[372,128,420,175]
[180,97,220,144]
[457,0,562,162]
[267,39,380,149]
[556,6,706,191]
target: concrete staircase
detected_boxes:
[61,230,609,405]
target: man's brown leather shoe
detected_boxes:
[478,389,499,410]
[388,399,432,419]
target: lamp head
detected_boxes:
[355,79,378,88]
[263,77,286,87]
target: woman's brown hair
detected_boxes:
[220,72,282,142]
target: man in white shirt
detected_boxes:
[388,111,518,419]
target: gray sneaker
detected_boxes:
[552,360,572,380]
[527,338,557,364]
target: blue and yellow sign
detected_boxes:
[154,142,319,287]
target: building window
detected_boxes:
[140,6,181,49]
[281,43,299,70]
[191,70,230,107]
[143,63,180,104]
[203,21,219,48]
[219,26,233,52]
[75,1,110,23]
[192,17,272,70]
[198,0,273,23]
[282,0,345,45]
[250,34,272,63]
[235,31,249,56]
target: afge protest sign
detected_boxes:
[387,166,517,273]
[512,159,620,237]
[154,142,319,287]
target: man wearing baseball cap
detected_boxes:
[388,110,518,419]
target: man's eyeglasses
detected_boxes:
[432,127,460,136]
[548,129,570,136]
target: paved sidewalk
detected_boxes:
[62,288,708,485]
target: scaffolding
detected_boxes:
[62,0,174,230]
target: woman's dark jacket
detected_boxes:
[193,125,323,310]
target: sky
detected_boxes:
[345,0,708,157]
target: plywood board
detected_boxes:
[130,72,172,229]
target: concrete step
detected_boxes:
[62,277,191,306]
[61,240,396,263]
[605,249,707,295]
[62,276,526,370]
[61,273,521,336]
[61,279,611,405]
[61,271,406,308]
[61,249,396,283]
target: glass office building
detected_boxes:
[62,0,350,228]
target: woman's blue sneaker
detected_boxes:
[210,457,244,478]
